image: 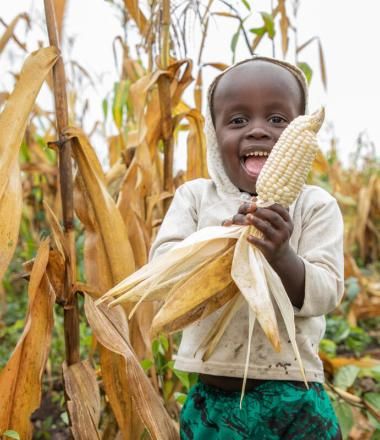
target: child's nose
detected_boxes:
[245,125,270,139]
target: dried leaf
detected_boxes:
[278,0,289,57]
[296,36,318,54]
[0,47,58,283]
[194,69,202,111]
[312,148,329,175]
[356,175,377,261]
[69,129,176,437]
[85,297,178,439]
[123,0,149,37]
[53,0,67,43]
[0,240,55,439]
[201,62,229,72]
[321,354,380,372]
[67,127,135,284]
[318,39,327,90]
[63,360,101,440]
[0,13,29,54]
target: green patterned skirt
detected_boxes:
[180,380,341,440]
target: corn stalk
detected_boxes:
[44,0,79,366]
[158,0,174,213]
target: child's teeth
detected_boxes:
[245,151,268,157]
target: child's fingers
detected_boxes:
[237,202,257,215]
[265,203,291,222]
[253,207,292,233]
[250,216,279,240]
[251,214,292,248]
[247,234,274,256]
[222,213,254,226]
[221,218,233,226]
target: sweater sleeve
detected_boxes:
[294,193,344,317]
[149,183,198,260]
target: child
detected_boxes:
[150,56,344,439]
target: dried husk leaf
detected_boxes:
[0,47,58,283]
[100,225,242,305]
[199,293,245,361]
[231,227,281,352]
[151,245,236,334]
[63,360,101,440]
[0,239,55,439]
[157,281,238,336]
[261,253,307,385]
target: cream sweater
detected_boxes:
[150,179,344,383]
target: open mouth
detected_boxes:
[241,151,269,177]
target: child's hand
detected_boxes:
[223,202,293,264]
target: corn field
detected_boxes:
[0,1,379,439]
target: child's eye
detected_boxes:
[230,116,247,125]
[269,115,287,124]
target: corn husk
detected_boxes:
[99,224,307,393]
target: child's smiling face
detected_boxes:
[212,61,304,194]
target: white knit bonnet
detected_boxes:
[205,55,309,197]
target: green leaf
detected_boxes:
[333,400,354,439]
[241,0,251,11]
[102,97,108,121]
[371,429,380,440]
[319,339,337,358]
[3,431,21,440]
[189,372,199,388]
[346,327,371,355]
[152,339,160,356]
[333,365,360,389]
[140,359,153,372]
[60,411,69,424]
[173,369,190,390]
[163,379,174,401]
[297,62,313,84]
[345,277,361,301]
[367,412,380,430]
[249,26,266,36]
[174,392,188,405]
[358,365,380,382]
[112,80,129,129]
[260,12,275,38]
[364,392,380,410]
[325,317,350,343]
[166,360,175,370]
[159,334,169,352]
[230,27,240,63]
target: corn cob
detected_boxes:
[256,107,325,207]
